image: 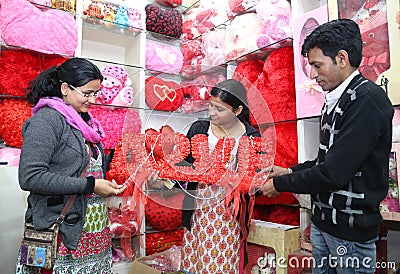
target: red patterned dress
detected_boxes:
[181,130,242,274]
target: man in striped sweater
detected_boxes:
[260,19,393,273]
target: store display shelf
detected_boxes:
[143,108,209,117]
[30,1,76,14]
[148,0,200,14]
[80,15,143,37]
[0,43,74,58]
[226,37,293,65]
[381,212,400,222]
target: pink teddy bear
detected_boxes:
[99,65,133,106]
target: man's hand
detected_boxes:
[259,179,279,197]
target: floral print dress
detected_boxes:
[16,144,112,274]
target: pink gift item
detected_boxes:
[146,41,184,74]
[90,65,137,149]
[0,0,78,56]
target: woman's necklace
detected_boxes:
[211,122,245,138]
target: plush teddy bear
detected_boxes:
[223,12,262,60]
[180,39,204,77]
[227,0,260,18]
[180,73,226,112]
[255,0,292,49]
[90,65,135,149]
[201,28,227,69]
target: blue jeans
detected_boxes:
[310,223,377,274]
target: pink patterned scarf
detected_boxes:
[32,97,105,143]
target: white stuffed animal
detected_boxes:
[223,12,262,60]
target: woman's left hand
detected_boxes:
[94,179,126,198]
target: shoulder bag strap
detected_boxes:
[56,164,89,224]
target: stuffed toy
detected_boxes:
[90,65,136,149]
[232,59,264,93]
[0,0,78,56]
[196,0,229,33]
[51,0,76,12]
[83,0,105,25]
[180,73,226,112]
[180,39,204,77]
[255,0,292,49]
[181,0,228,40]
[250,47,299,224]
[223,12,262,60]
[227,0,260,18]
[146,41,184,74]
[128,6,144,32]
[145,76,184,112]
[201,28,227,69]
[0,99,32,148]
[254,46,296,124]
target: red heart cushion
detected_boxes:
[145,191,184,231]
[145,76,183,111]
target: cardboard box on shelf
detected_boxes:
[247,220,301,274]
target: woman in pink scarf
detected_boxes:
[16,58,126,273]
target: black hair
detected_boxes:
[25,57,103,105]
[210,79,250,123]
[301,19,363,68]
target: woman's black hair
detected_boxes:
[210,79,250,123]
[25,57,103,105]
[301,19,363,68]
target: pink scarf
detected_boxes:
[32,97,105,143]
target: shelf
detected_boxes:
[225,37,294,65]
[81,15,143,38]
[30,1,76,14]
[148,0,200,14]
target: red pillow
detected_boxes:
[145,76,184,111]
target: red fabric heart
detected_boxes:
[145,191,184,231]
[145,76,183,111]
[145,125,175,159]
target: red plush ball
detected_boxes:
[0,99,31,147]
[145,191,185,231]
[145,76,184,111]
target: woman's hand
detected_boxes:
[94,179,126,198]
[147,172,164,189]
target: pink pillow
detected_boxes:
[146,41,183,74]
[0,0,78,56]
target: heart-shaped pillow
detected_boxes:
[145,125,175,159]
[0,0,78,56]
[145,191,184,231]
[145,76,183,111]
